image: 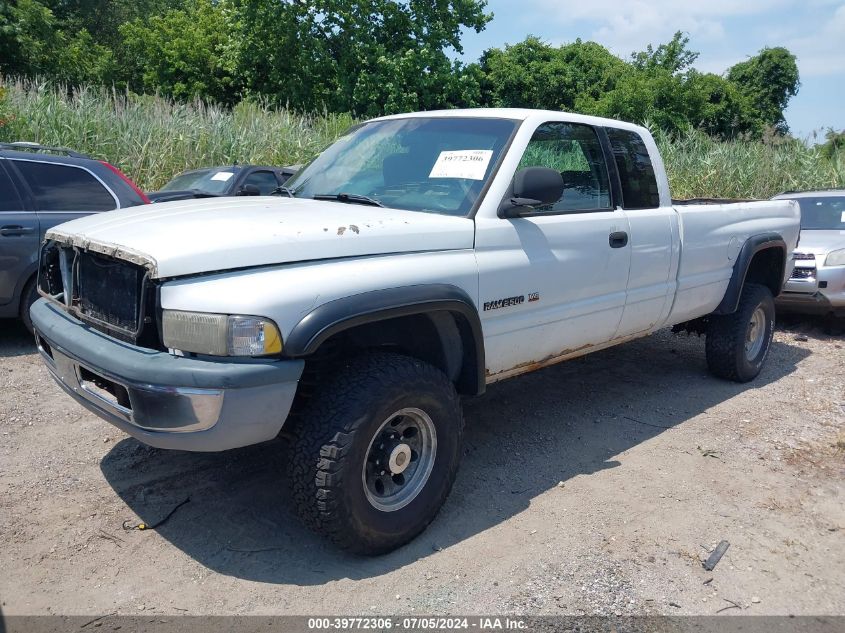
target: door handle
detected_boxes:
[609,231,628,248]
[0,225,36,237]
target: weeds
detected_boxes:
[1,78,842,196]
[0,79,352,190]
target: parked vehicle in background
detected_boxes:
[32,109,800,554]
[0,142,149,333]
[772,190,845,321]
[147,165,297,203]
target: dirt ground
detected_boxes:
[0,316,843,617]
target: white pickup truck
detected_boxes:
[32,109,800,554]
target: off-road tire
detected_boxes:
[706,283,775,382]
[287,352,463,555]
[19,277,38,335]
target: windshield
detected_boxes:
[161,168,239,194]
[795,196,845,230]
[284,117,519,216]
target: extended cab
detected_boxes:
[31,109,800,554]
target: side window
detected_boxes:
[605,128,660,210]
[11,160,116,212]
[242,170,280,195]
[517,122,611,212]
[0,163,23,211]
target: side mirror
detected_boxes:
[237,184,261,196]
[498,167,564,218]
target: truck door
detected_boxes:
[603,128,678,338]
[0,160,38,307]
[475,121,632,378]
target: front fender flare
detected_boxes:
[283,284,485,395]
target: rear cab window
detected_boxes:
[605,128,660,210]
[12,160,117,212]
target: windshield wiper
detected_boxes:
[313,192,384,207]
[272,185,297,198]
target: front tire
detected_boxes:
[288,352,463,555]
[706,283,775,382]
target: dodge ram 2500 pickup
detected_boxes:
[31,109,801,554]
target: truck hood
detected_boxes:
[795,229,845,256]
[46,197,476,278]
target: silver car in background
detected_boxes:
[773,190,845,320]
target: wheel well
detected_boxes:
[744,247,785,298]
[301,311,483,396]
[18,272,37,311]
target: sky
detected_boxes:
[457,0,845,139]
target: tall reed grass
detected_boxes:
[653,127,844,199]
[0,79,353,190]
[1,78,842,197]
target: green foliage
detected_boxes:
[631,31,699,74]
[481,32,766,139]
[224,0,491,115]
[0,0,113,84]
[117,0,234,103]
[44,1,186,49]
[819,129,845,160]
[2,0,490,116]
[1,79,840,198]
[0,78,352,190]
[480,37,627,111]
[0,2,807,138]
[654,126,844,199]
[727,47,800,134]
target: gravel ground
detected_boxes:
[0,317,843,617]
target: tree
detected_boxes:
[0,0,113,84]
[631,31,698,74]
[117,0,235,103]
[727,47,800,134]
[41,1,186,49]
[224,0,491,115]
[479,32,766,138]
[820,129,845,160]
[479,37,627,111]
[684,71,760,138]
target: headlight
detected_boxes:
[162,310,282,356]
[825,248,845,266]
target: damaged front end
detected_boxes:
[38,240,162,349]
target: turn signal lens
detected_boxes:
[228,316,282,356]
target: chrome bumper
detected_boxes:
[778,263,845,316]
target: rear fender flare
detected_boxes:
[714,233,787,315]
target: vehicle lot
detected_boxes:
[0,319,842,616]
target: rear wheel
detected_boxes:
[287,352,463,555]
[706,283,775,382]
[19,276,38,335]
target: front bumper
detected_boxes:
[776,264,845,316]
[31,299,304,451]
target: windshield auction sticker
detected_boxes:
[429,150,494,180]
[211,171,234,181]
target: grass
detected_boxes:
[653,127,845,199]
[0,79,353,190]
[1,77,843,196]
